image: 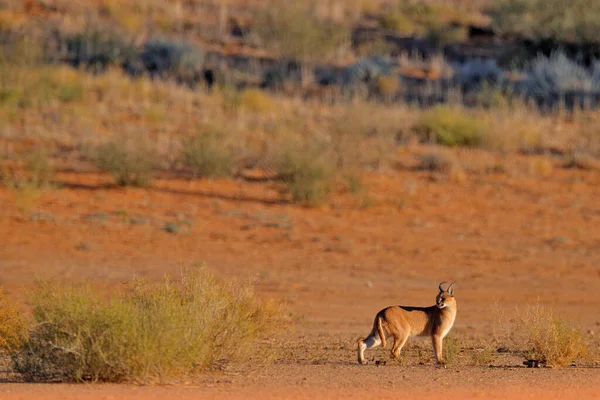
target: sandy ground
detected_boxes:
[1,150,600,398]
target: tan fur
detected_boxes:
[357,282,457,366]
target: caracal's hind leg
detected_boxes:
[391,332,409,361]
[357,331,382,365]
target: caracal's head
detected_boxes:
[435,281,456,309]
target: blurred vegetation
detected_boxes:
[488,0,600,42]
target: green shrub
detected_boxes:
[510,303,588,367]
[277,143,335,206]
[380,12,415,34]
[413,105,484,147]
[93,139,156,187]
[181,131,235,178]
[0,290,27,353]
[13,267,284,382]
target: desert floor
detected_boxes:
[1,150,600,399]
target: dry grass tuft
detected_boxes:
[0,289,27,353]
[413,105,484,147]
[13,266,286,382]
[510,303,588,367]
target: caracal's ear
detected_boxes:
[448,281,456,296]
[438,281,447,293]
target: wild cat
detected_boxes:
[357,282,457,366]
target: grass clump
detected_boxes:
[93,139,156,187]
[510,303,588,367]
[413,105,484,147]
[13,267,284,382]
[0,290,27,353]
[276,142,335,206]
[3,148,55,190]
[181,131,235,178]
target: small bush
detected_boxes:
[13,267,284,382]
[3,148,55,190]
[181,131,235,178]
[0,290,27,353]
[277,142,335,206]
[413,106,484,147]
[63,25,137,71]
[415,150,455,172]
[526,51,598,97]
[93,139,156,187]
[510,303,587,367]
[139,38,205,83]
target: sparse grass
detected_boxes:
[469,340,497,366]
[13,266,285,382]
[92,139,156,187]
[413,106,484,147]
[443,335,462,365]
[0,289,27,353]
[509,303,588,367]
